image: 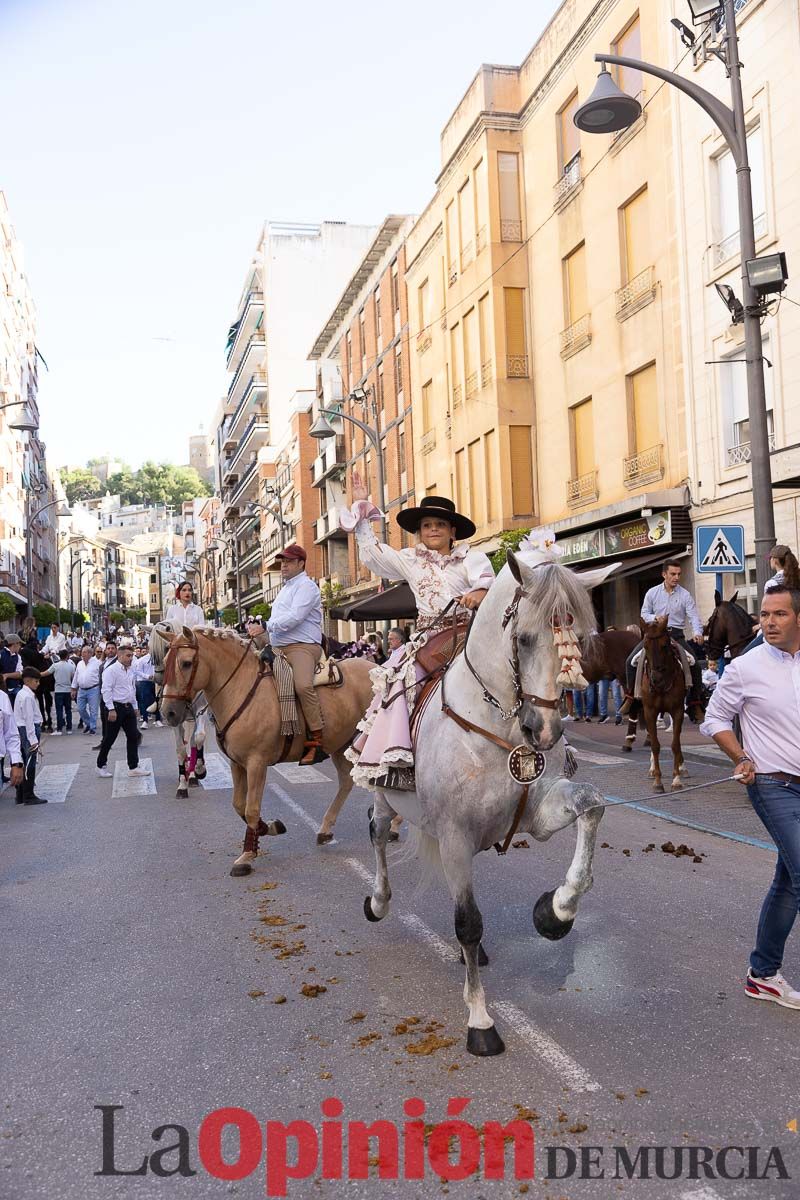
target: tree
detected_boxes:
[33,602,58,627]
[60,467,104,505]
[108,610,125,625]
[124,607,146,623]
[489,528,532,575]
[0,593,17,623]
[248,601,272,620]
[220,606,238,626]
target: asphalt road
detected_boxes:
[1,721,797,1200]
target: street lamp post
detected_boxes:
[309,389,388,546]
[574,0,776,595]
[24,494,70,620]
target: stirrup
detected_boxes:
[371,767,416,792]
[299,741,328,766]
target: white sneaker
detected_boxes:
[128,766,150,777]
[562,714,575,722]
[155,720,163,728]
[745,968,800,1010]
[96,766,112,778]
[51,731,63,737]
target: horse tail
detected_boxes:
[397,823,443,892]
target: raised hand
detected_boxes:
[351,469,368,502]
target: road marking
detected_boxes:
[683,744,728,761]
[271,762,329,784]
[198,752,233,791]
[111,759,157,798]
[268,782,320,833]
[34,763,79,804]
[679,1188,722,1200]
[575,749,626,766]
[272,787,601,1093]
[494,1001,601,1093]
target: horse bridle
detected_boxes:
[162,635,253,705]
[461,581,563,720]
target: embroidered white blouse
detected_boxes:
[340,501,495,619]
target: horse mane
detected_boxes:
[512,558,598,641]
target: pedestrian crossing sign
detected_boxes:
[695,524,745,573]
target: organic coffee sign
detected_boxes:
[557,511,672,564]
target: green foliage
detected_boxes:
[204,606,216,620]
[33,602,58,627]
[248,601,272,620]
[320,581,346,610]
[220,605,238,627]
[60,467,104,505]
[0,593,17,622]
[489,528,532,575]
[108,610,125,625]
[106,461,212,508]
[124,607,146,623]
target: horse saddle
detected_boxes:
[633,642,695,668]
[413,617,471,676]
[313,653,343,688]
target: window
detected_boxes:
[614,15,642,99]
[509,426,534,516]
[629,363,659,453]
[450,322,463,404]
[377,366,384,413]
[721,338,774,465]
[498,153,522,241]
[445,202,458,282]
[503,288,528,376]
[359,309,366,373]
[715,125,766,263]
[571,399,595,477]
[478,293,491,384]
[418,278,431,330]
[484,429,495,522]
[458,179,474,269]
[464,307,479,398]
[391,260,399,314]
[421,380,433,432]
[374,285,382,349]
[398,424,406,476]
[468,439,482,526]
[474,157,488,250]
[395,345,403,401]
[622,188,649,283]
[564,242,588,325]
[558,93,580,171]
[455,448,466,511]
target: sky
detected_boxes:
[0,0,557,471]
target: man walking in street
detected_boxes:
[13,667,45,804]
[94,641,117,748]
[701,584,800,1010]
[620,560,705,721]
[73,645,100,735]
[0,633,24,703]
[43,622,67,662]
[43,649,76,734]
[96,645,150,779]
[265,544,325,766]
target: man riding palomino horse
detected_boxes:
[340,473,494,793]
[620,559,705,723]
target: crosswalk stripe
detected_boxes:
[271,762,329,784]
[111,758,157,798]
[198,752,233,791]
[33,763,79,804]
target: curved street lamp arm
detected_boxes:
[595,53,741,161]
[318,406,379,452]
[30,497,63,525]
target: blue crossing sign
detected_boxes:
[695,524,745,574]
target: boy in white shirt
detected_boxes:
[13,667,45,804]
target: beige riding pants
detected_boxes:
[280,642,324,732]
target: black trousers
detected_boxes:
[96,702,139,769]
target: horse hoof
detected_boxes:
[316,832,333,845]
[230,862,253,877]
[363,896,384,923]
[671,782,684,792]
[188,777,199,787]
[266,820,287,836]
[175,788,188,799]
[653,784,665,794]
[467,1025,505,1057]
[195,766,207,780]
[533,890,575,941]
[622,743,631,753]
[387,829,400,843]
[459,943,489,967]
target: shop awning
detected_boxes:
[329,582,417,621]
[579,546,690,583]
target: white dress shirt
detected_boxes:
[701,642,800,775]
[641,583,703,639]
[163,602,206,630]
[132,654,154,681]
[101,660,137,709]
[74,658,101,689]
[13,686,41,744]
[267,572,323,647]
[0,691,22,764]
[43,631,67,659]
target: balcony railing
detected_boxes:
[566,469,598,507]
[480,360,493,388]
[416,329,432,355]
[475,225,487,254]
[420,429,436,455]
[712,211,767,270]
[559,314,592,360]
[460,240,474,270]
[615,266,657,320]
[312,436,346,486]
[553,153,582,210]
[452,384,463,409]
[506,354,529,378]
[226,339,266,411]
[465,370,478,399]
[448,261,458,286]
[500,219,522,242]
[314,509,343,542]
[623,443,664,487]
[727,432,775,467]
[275,466,292,493]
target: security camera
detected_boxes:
[670,18,696,48]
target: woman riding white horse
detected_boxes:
[153,580,208,795]
[341,473,494,791]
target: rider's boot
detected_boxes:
[299,730,327,766]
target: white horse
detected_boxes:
[149,624,208,797]
[363,548,612,1057]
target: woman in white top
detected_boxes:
[163,581,205,630]
[340,472,495,791]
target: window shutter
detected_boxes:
[566,244,587,324]
[573,400,594,477]
[624,189,649,282]
[632,364,659,452]
[504,289,526,358]
[509,426,534,515]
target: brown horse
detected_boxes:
[581,629,640,691]
[704,590,755,662]
[158,626,376,874]
[625,615,688,793]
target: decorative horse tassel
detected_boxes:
[554,624,588,689]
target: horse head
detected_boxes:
[506,550,599,752]
[643,615,673,691]
[158,625,203,726]
[705,590,752,659]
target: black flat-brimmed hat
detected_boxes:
[396,496,476,540]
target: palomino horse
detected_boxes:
[157,626,376,874]
[626,615,688,793]
[363,549,611,1057]
[704,590,754,663]
[149,625,208,797]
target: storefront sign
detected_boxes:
[557,511,672,564]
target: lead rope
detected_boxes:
[578,772,741,816]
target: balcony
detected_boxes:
[465,370,478,400]
[623,443,664,488]
[238,544,262,572]
[226,457,259,509]
[712,212,767,271]
[264,582,282,604]
[224,414,270,477]
[225,338,266,414]
[460,240,474,271]
[314,509,343,543]
[559,314,592,360]
[452,384,463,410]
[312,436,346,486]
[476,225,487,255]
[224,372,268,443]
[727,431,776,468]
[416,329,432,355]
[275,465,292,494]
[448,260,458,286]
[615,266,657,321]
[240,582,264,607]
[553,153,582,211]
[226,288,264,372]
[480,360,493,389]
[566,469,599,507]
[506,354,529,378]
[420,429,436,456]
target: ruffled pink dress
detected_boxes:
[339,501,495,790]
